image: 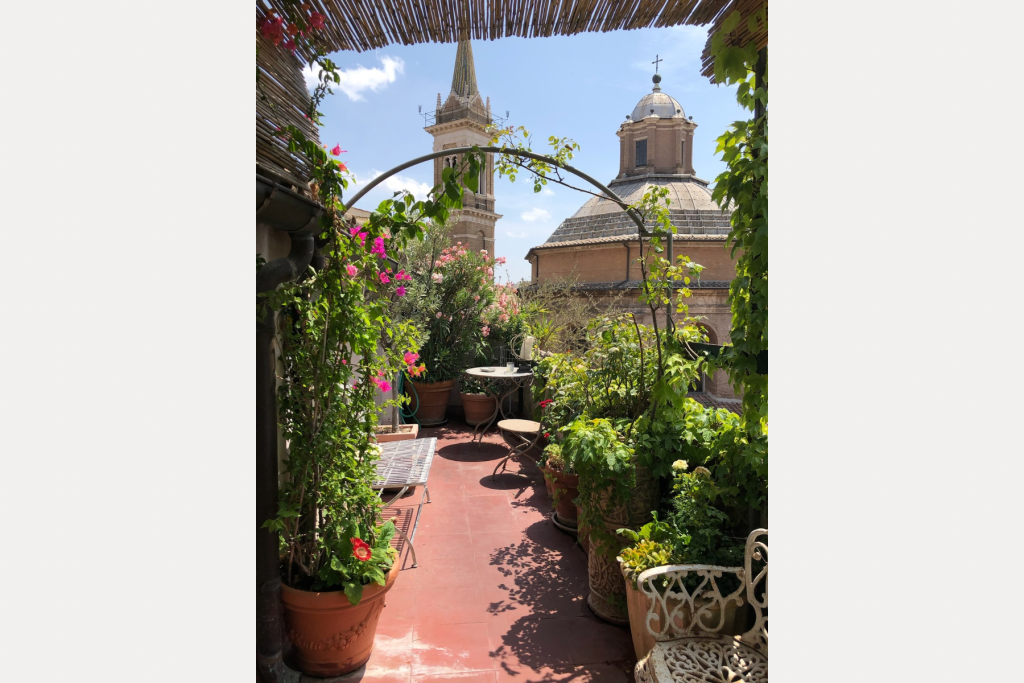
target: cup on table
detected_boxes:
[506,362,515,373]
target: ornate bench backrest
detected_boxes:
[635,527,768,654]
[740,528,768,654]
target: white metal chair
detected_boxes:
[634,529,767,683]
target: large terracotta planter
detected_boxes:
[280,560,400,677]
[621,560,744,661]
[584,469,659,624]
[541,466,555,497]
[461,392,496,426]
[407,379,455,426]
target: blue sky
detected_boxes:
[314,25,744,284]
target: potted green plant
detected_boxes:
[540,443,580,529]
[261,205,422,677]
[459,375,496,426]
[395,224,499,425]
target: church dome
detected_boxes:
[629,91,686,121]
[542,175,730,245]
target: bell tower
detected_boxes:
[424,40,501,253]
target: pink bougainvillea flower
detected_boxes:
[308,11,326,30]
[341,359,347,365]
[371,237,387,258]
[286,23,299,35]
[349,225,361,236]
[346,264,358,277]
[395,285,406,297]
[356,232,367,247]
[331,144,342,156]
[378,380,392,393]
[404,352,419,365]
[283,38,296,51]
[351,537,371,562]
[379,271,390,284]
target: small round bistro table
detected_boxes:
[462,366,535,444]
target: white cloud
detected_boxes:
[506,230,528,239]
[542,188,556,196]
[520,208,551,222]
[367,170,432,202]
[303,56,405,101]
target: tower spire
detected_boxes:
[450,40,478,99]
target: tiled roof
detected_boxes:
[542,174,731,245]
[527,232,727,252]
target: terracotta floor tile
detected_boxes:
[358,630,414,682]
[468,510,521,534]
[488,617,576,680]
[411,621,496,676]
[571,662,635,682]
[412,672,496,683]
[564,615,634,665]
[469,530,528,558]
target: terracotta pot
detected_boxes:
[280,560,400,677]
[374,423,419,443]
[549,469,579,525]
[460,392,496,426]
[407,379,455,426]
[621,560,744,661]
[540,466,555,498]
[577,505,589,555]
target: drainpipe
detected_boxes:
[256,174,322,683]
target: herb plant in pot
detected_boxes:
[262,206,421,677]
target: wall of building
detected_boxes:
[533,238,735,285]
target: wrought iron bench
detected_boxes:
[634,529,768,683]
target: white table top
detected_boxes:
[464,366,533,379]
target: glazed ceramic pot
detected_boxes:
[280,561,400,677]
[408,379,455,426]
[460,392,497,426]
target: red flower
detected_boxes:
[336,161,348,172]
[283,38,296,51]
[351,537,371,562]
[544,432,550,439]
[539,399,553,409]
[309,11,326,29]
[331,144,342,156]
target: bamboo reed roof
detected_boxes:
[255,0,766,190]
[263,0,767,81]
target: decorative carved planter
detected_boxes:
[584,468,659,624]
[280,561,400,677]
[460,392,496,426]
[408,379,455,426]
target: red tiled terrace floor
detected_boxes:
[335,422,636,682]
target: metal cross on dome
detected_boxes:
[652,54,663,73]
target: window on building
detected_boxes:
[635,139,647,167]
[681,140,686,167]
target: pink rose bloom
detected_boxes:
[396,285,406,297]
[346,265,358,277]
[379,272,390,284]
